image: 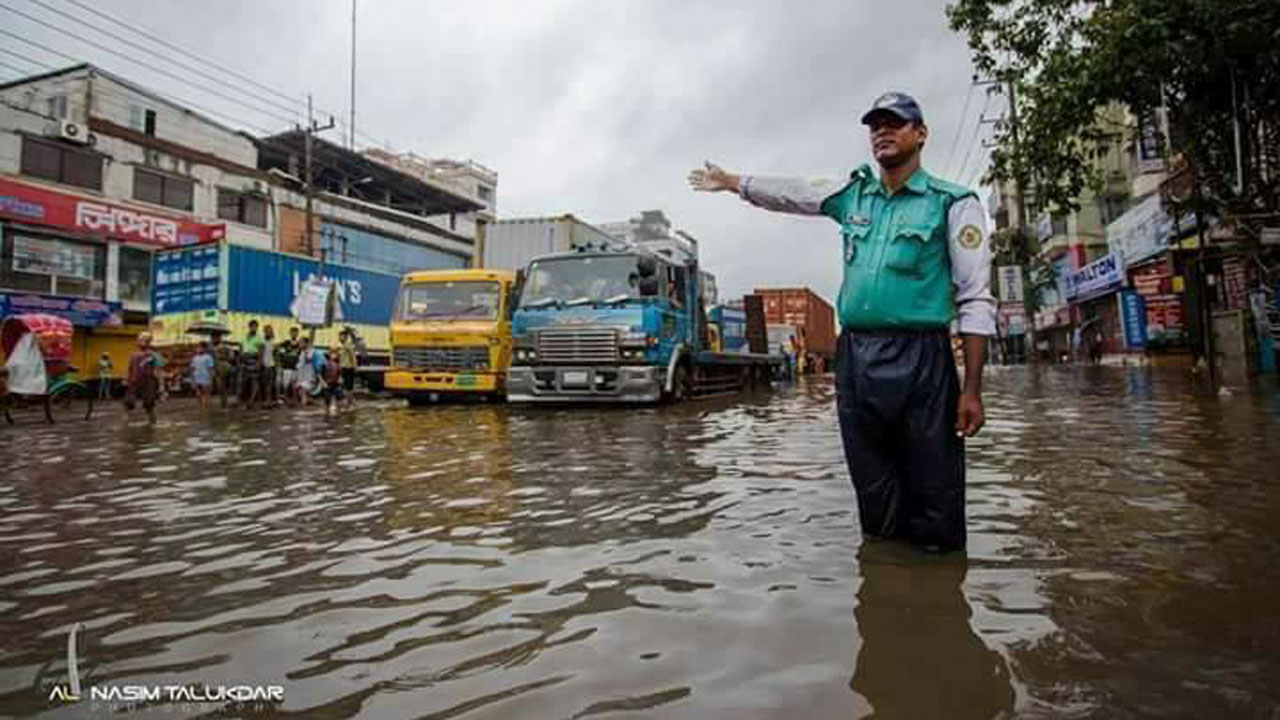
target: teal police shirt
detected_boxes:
[820,164,974,330]
[738,165,996,336]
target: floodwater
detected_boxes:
[1,367,1278,719]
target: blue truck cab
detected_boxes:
[507,246,773,402]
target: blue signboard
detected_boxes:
[152,244,221,315]
[0,292,122,327]
[226,246,399,325]
[1120,290,1147,349]
[1065,252,1125,304]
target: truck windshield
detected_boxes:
[520,256,640,308]
[397,281,501,321]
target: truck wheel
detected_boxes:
[669,363,688,403]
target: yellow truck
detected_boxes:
[385,268,517,403]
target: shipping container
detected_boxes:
[150,242,401,357]
[754,287,837,359]
[481,215,617,271]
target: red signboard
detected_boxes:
[0,178,224,247]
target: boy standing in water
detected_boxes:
[190,341,214,410]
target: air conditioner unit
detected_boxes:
[57,121,94,146]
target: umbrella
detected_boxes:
[185,321,230,337]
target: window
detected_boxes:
[133,168,194,211]
[20,136,103,190]
[217,188,268,227]
[477,185,493,202]
[1,233,105,298]
[666,265,686,308]
[118,246,152,304]
[46,95,68,120]
[144,109,156,137]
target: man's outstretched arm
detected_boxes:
[688,162,838,216]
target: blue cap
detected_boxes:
[860,92,924,125]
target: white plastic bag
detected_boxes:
[4,333,47,395]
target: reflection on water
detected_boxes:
[852,543,1014,719]
[0,367,1278,718]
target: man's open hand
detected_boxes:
[687,162,738,193]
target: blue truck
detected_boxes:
[505,246,777,403]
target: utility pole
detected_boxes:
[303,93,336,258]
[1005,78,1036,363]
[974,77,1035,363]
[349,0,357,150]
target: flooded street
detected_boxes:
[2,367,1279,719]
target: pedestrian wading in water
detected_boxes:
[688,91,997,553]
[123,332,161,423]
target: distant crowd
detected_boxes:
[117,321,361,422]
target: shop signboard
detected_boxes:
[997,265,1024,303]
[0,178,224,247]
[151,244,222,315]
[1064,252,1125,304]
[225,246,398,326]
[1119,290,1147,349]
[0,291,122,326]
[1135,109,1167,174]
[1221,256,1248,311]
[998,302,1027,336]
[1145,294,1185,343]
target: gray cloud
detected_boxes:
[4,0,989,304]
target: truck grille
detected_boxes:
[393,346,489,371]
[536,328,619,364]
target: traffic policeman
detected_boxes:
[688,92,996,552]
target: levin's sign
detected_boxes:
[1064,252,1125,304]
[226,246,398,326]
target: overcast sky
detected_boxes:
[2,0,997,304]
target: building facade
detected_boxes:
[0,64,485,379]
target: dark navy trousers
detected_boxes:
[835,329,966,551]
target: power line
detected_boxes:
[23,0,303,122]
[954,91,993,188]
[57,0,305,109]
[0,44,51,70]
[0,1,299,129]
[944,83,976,180]
[0,27,79,64]
[0,40,278,136]
[0,58,32,76]
[55,0,392,151]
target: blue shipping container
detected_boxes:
[226,246,400,325]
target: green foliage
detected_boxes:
[946,0,1280,222]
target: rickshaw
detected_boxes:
[1,314,95,424]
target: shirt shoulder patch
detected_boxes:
[958,224,983,250]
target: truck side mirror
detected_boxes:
[638,277,660,296]
[509,269,526,318]
[636,256,657,277]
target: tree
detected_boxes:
[946,0,1280,227]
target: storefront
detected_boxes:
[1033,305,1073,362]
[0,177,223,378]
[1063,252,1126,361]
[1106,193,1196,365]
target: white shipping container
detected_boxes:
[481,215,617,271]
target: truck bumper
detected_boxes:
[384,369,501,394]
[506,365,663,403]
